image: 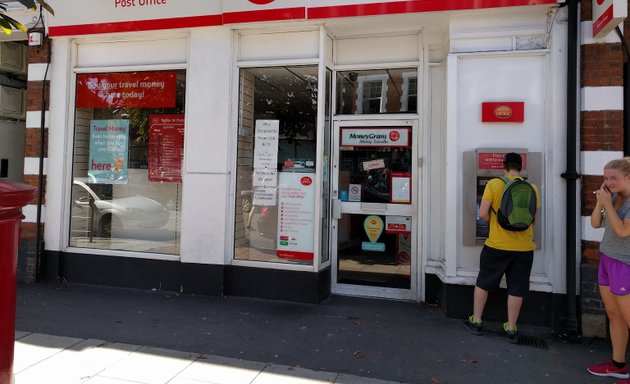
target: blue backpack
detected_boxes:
[491,176,537,231]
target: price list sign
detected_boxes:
[276,172,316,261]
[148,114,185,183]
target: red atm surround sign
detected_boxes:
[478,152,527,170]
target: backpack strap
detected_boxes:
[489,177,508,215]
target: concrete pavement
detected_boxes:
[14,331,399,384]
[13,283,617,383]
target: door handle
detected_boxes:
[361,202,387,212]
[332,199,342,219]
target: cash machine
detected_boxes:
[462,148,541,246]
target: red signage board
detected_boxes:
[593,0,627,38]
[76,72,177,109]
[148,114,185,183]
[340,127,411,147]
[478,152,527,170]
[481,102,525,123]
[48,1,558,37]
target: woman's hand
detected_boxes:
[594,184,613,206]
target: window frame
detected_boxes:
[64,63,187,261]
[230,60,324,272]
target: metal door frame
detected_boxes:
[330,118,419,301]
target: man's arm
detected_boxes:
[479,199,491,222]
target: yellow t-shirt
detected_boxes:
[482,176,540,251]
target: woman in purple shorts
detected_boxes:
[587,157,630,383]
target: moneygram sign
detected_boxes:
[341,127,410,147]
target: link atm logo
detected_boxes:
[249,0,275,4]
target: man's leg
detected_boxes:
[505,250,533,331]
[473,286,488,323]
[506,294,523,330]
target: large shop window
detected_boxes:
[235,66,318,265]
[336,68,417,114]
[69,70,186,255]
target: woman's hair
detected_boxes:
[604,157,630,176]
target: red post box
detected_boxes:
[0,180,36,384]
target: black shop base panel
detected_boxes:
[424,273,571,328]
[41,251,331,304]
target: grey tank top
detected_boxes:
[600,196,630,265]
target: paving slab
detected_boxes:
[176,355,266,384]
[97,346,197,384]
[13,333,83,373]
[334,374,404,384]
[252,365,337,384]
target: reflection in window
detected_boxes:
[359,76,386,113]
[336,68,418,115]
[234,66,318,265]
[402,74,417,113]
[69,70,186,255]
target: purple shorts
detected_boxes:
[598,253,630,296]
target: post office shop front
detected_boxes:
[40,0,567,324]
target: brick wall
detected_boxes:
[18,30,50,283]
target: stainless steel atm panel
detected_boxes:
[462,148,541,247]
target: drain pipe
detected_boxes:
[559,0,580,339]
[626,61,630,156]
[616,26,630,156]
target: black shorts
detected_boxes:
[476,245,534,297]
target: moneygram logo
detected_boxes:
[389,131,400,142]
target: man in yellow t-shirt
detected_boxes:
[463,152,540,343]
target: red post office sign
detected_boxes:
[481,102,525,123]
[76,71,177,109]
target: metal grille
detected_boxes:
[518,335,548,349]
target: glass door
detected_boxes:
[331,120,417,300]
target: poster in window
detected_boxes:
[390,172,411,203]
[277,172,315,261]
[254,120,279,169]
[76,72,177,109]
[148,114,185,183]
[88,119,129,184]
[386,215,411,234]
[254,120,279,153]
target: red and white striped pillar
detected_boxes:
[579,0,627,338]
[20,31,50,282]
